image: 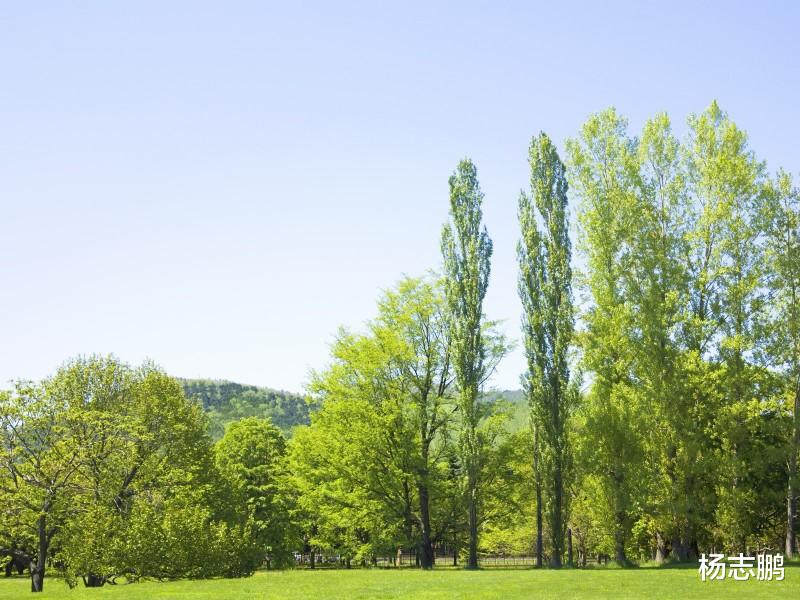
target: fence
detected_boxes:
[293,553,598,569]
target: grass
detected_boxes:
[1,565,798,599]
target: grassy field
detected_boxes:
[1,566,798,600]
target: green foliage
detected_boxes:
[441,159,498,568]
[567,102,794,564]
[480,429,536,555]
[0,356,275,592]
[518,132,576,566]
[215,417,297,568]
[288,275,511,566]
[762,170,800,556]
[289,277,460,562]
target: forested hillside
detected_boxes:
[181,378,520,439]
[181,379,310,438]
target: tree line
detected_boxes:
[2,102,799,592]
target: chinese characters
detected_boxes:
[698,553,784,582]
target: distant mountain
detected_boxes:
[180,379,310,439]
[181,378,526,439]
[488,389,524,404]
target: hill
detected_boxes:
[180,378,310,438]
[180,378,526,439]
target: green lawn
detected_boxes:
[1,566,798,599]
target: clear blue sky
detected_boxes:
[1,1,798,393]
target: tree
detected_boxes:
[567,109,647,565]
[215,417,296,568]
[375,277,456,568]
[57,358,222,585]
[518,132,575,567]
[0,356,258,592]
[676,102,765,558]
[627,112,692,563]
[764,170,800,557]
[291,276,479,567]
[290,331,420,564]
[441,159,495,569]
[0,376,92,592]
[475,424,536,557]
[567,102,784,562]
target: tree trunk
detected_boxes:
[614,515,627,566]
[84,574,105,587]
[30,514,48,593]
[467,470,479,569]
[579,535,587,567]
[534,430,543,568]
[689,539,699,561]
[567,528,573,567]
[788,478,797,559]
[402,480,415,562]
[787,386,799,558]
[30,562,43,593]
[535,482,543,567]
[418,483,434,569]
[671,536,689,562]
[614,537,626,566]
[655,531,667,564]
[550,461,563,568]
[417,423,435,570]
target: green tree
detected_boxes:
[567,108,646,564]
[290,275,505,568]
[375,277,456,568]
[0,378,86,592]
[764,170,800,557]
[675,102,764,558]
[0,356,258,592]
[627,112,691,562]
[215,417,296,568]
[568,102,783,562]
[441,159,495,569]
[518,132,575,567]
[59,359,220,585]
[290,355,416,564]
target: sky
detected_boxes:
[1,1,799,394]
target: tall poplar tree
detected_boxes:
[764,170,800,558]
[567,110,646,564]
[518,133,575,568]
[441,159,493,569]
[675,102,764,558]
